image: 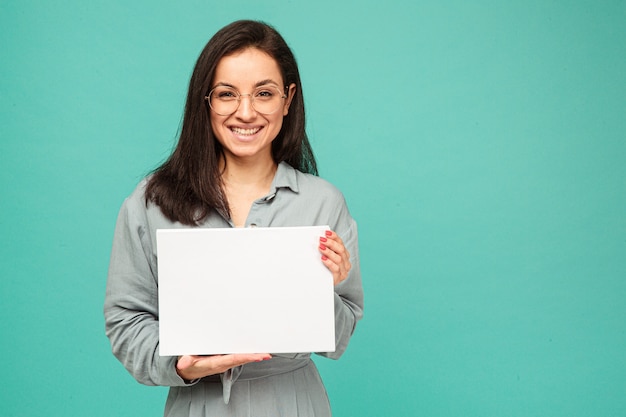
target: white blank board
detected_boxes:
[156,226,335,356]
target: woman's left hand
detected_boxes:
[319,230,351,286]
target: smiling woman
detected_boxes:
[207,48,298,226]
[209,48,296,168]
[104,20,364,417]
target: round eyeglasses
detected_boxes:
[205,85,288,116]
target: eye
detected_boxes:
[214,88,238,100]
[255,89,276,100]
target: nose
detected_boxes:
[236,94,257,119]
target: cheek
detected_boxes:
[210,116,226,143]
[211,122,225,146]
[210,112,220,128]
[271,115,285,134]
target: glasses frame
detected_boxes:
[204,85,289,116]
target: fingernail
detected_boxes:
[319,244,326,250]
[321,255,328,261]
[325,231,332,237]
[319,237,327,242]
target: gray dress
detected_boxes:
[104,162,364,417]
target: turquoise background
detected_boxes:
[1,1,625,416]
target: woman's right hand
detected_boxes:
[176,353,272,381]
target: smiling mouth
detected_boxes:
[231,127,262,136]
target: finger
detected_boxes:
[319,237,347,258]
[225,353,272,366]
[176,355,196,370]
[319,240,350,274]
[320,230,348,256]
[321,256,349,285]
[321,230,345,247]
[319,236,348,262]
[319,231,352,285]
[319,243,341,264]
[322,257,341,276]
[178,353,270,368]
[199,353,271,371]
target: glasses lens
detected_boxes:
[251,86,284,114]
[209,86,285,115]
[209,87,239,115]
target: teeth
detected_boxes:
[232,127,261,136]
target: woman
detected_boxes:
[105,20,363,416]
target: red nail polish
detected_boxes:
[325,230,332,237]
[320,237,327,242]
[319,244,326,250]
[321,255,328,261]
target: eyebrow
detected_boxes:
[213,79,281,89]
[255,79,280,88]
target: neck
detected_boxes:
[220,154,278,188]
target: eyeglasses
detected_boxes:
[205,85,288,116]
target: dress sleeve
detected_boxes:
[103,193,190,386]
[317,200,364,359]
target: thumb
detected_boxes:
[177,355,195,370]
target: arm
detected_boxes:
[104,195,188,386]
[104,193,273,385]
[318,207,364,359]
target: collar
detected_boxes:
[270,161,299,194]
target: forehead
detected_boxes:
[213,47,283,87]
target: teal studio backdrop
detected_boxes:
[1,1,625,416]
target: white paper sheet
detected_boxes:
[156,226,335,356]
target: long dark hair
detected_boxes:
[145,20,317,225]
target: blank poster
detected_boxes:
[156,226,335,356]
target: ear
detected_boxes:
[282,83,296,116]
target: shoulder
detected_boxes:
[119,178,150,215]
[292,168,346,203]
[116,177,173,228]
[293,169,358,245]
